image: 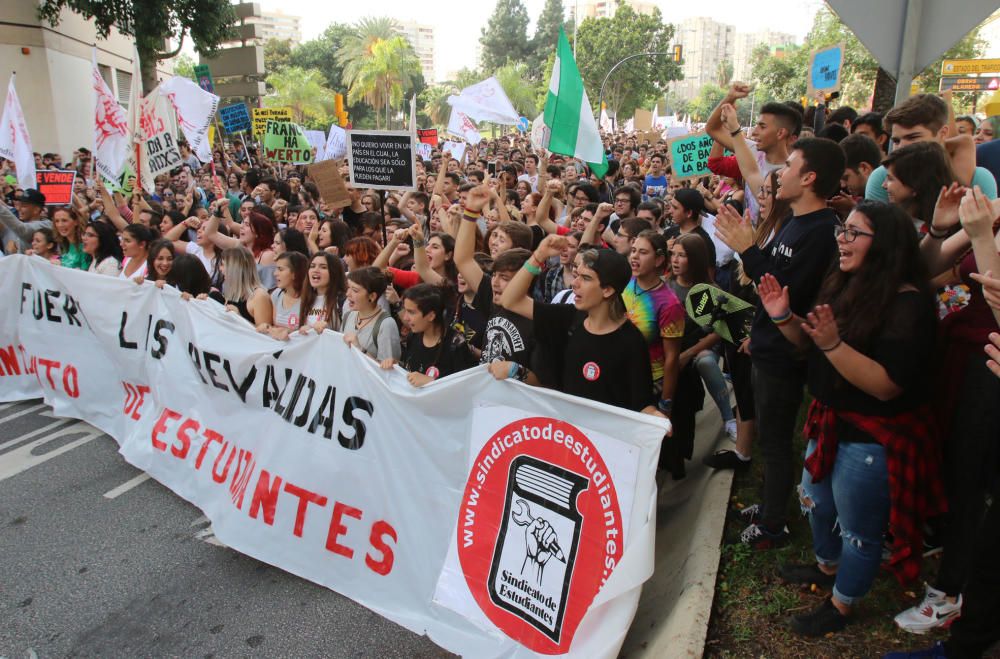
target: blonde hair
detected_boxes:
[221,247,262,302]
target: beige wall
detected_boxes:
[0,0,175,161]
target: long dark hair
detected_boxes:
[145,239,175,282]
[675,234,711,285]
[276,251,308,293]
[403,283,447,334]
[300,252,346,330]
[816,200,932,348]
[883,141,956,224]
[90,221,123,264]
[429,231,459,283]
[166,253,211,296]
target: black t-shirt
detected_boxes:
[474,276,535,366]
[400,328,477,380]
[663,224,717,267]
[533,302,653,412]
[807,291,937,441]
[341,207,363,231]
[452,293,488,350]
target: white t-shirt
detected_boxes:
[185,241,214,274]
[700,214,736,267]
[518,173,539,192]
[119,256,147,281]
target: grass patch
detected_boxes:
[705,403,950,658]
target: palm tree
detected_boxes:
[264,66,334,127]
[419,85,454,127]
[494,62,537,118]
[338,17,399,96]
[346,36,422,129]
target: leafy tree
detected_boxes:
[452,68,484,91]
[748,42,807,104]
[38,0,235,93]
[264,67,334,128]
[338,17,399,91]
[530,0,565,79]
[264,39,294,76]
[573,5,681,121]
[480,0,532,71]
[290,23,371,127]
[494,62,537,117]
[687,83,728,122]
[346,36,422,129]
[172,53,196,80]
[419,85,454,127]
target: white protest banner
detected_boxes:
[0,73,36,190]
[91,49,131,183]
[323,124,348,161]
[304,129,327,163]
[447,76,520,125]
[448,108,482,145]
[0,255,665,658]
[440,140,467,164]
[158,75,220,163]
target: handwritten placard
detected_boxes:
[808,43,845,96]
[666,132,714,181]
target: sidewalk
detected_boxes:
[621,399,734,657]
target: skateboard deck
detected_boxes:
[685,283,756,345]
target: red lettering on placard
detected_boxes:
[151,407,181,451]
[249,470,283,525]
[36,357,59,389]
[174,418,199,459]
[366,520,397,575]
[326,501,362,558]
[284,482,328,537]
[194,428,224,470]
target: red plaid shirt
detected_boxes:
[803,400,946,585]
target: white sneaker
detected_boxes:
[724,419,738,442]
[894,584,962,634]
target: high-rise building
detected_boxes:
[673,17,736,101]
[733,30,796,82]
[572,0,657,21]
[247,9,302,45]
[395,20,436,83]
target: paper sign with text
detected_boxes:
[808,43,845,96]
[417,128,438,146]
[441,141,467,163]
[252,107,292,138]
[35,170,77,205]
[263,121,313,164]
[346,130,416,191]
[144,130,182,177]
[666,132,714,181]
[219,103,252,133]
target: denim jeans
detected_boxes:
[800,439,890,606]
[694,349,734,423]
[752,364,805,529]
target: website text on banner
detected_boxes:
[0,255,664,659]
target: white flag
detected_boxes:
[409,94,417,134]
[159,75,219,163]
[447,76,520,125]
[0,74,36,190]
[447,108,481,145]
[128,49,179,190]
[323,124,347,161]
[599,107,612,133]
[91,50,131,183]
[440,140,466,163]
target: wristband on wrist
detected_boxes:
[927,225,948,239]
[820,338,843,352]
[463,210,482,221]
[412,238,426,249]
[729,127,742,136]
[770,310,792,325]
[523,261,542,276]
[657,398,673,414]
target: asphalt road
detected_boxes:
[0,399,452,659]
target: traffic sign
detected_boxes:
[941,58,1000,75]
[939,76,1000,93]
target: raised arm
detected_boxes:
[581,202,613,248]
[431,152,450,202]
[959,188,1000,327]
[705,82,750,146]
[97,178,130,232]
[500,234,566,319]
[408,223,446,286]
[454,185,490,292]
[204,211,241,250]
[719,103,764,194]
[921,184,971,276]
[532,179,564,235]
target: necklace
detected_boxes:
[355,310,380,329]
[631,277,663,297]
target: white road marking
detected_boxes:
[0,403,48,426]
[102,473,151,499]
[0,401,24,412]
[0,425,102,483]
[0,418,77,451]
[190,515,226,547]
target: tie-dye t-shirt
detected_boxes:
[623,277,685,382]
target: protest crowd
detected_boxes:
[5,45,1000,657]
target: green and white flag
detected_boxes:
[543,28,608,177]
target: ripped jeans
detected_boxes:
[800,439,890,606]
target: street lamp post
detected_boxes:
[598,52,671,132]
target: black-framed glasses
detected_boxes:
[834,225,874,243]
[614,198,629,204]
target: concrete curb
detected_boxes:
[621,402,736,658]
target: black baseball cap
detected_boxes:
[586,248,631,295]
[15,188,45,206]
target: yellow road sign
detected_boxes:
[941,59,1000,75]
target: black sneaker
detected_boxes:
[779,562,837,587]
[703,449,751,471]
[739,522,790,550]
[789,597,848,636]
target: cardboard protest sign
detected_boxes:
[144,130,182,177]
[252,107,292,138]
[417,128,438,146]
[633,108,653,132]
[666,132,714,181]
[441,141,466,163]
[35,170,76,205]
[309,158,351,208]
[262,120,313,164]
[808,43,845,96]
[219,103,252,133]
[346,130,416,191]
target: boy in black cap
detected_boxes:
[499,234,657,413]
[1,188,50,253]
